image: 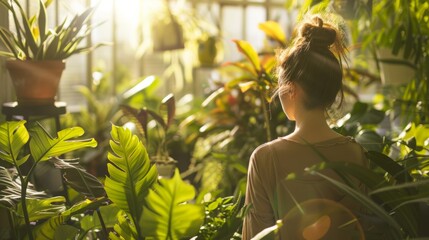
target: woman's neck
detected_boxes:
[288,108,340,142]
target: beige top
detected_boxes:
[242,136,368,239]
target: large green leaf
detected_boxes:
[232,40,261,73]
[104,125,158,237]
[0,121,30,167]
[139,169,204,239]
[28,123,97,163]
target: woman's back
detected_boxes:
[243,136,367,239]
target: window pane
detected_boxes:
[222,6,243,62]
[245,6,266,52]
[58,0,88,108]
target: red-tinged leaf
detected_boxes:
[121,105,148,143]
[238,81,257,93]
[146,109,167,130]
[232,39,261,72]
[161,94,175,128]
[258,21,287,46]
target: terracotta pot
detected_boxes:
[5,60,66,106]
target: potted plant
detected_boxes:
[0,0,104,105]
[121,94,178,178]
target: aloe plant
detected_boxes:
[0,0,104,60]
[0,120,99,239]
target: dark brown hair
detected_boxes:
[276,15,347,110]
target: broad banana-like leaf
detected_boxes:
[232,39,261,72]
[28,123,97,163]
[139,169,204,239]
[258,21,287,46]
[104,125,158,234]
[0,120,30,167]
[51,158,106,198]
[33,198,104,239]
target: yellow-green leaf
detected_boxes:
[28,123,97,162]
[0,121,30,167]
[232,39,261,73]
[239,81,257,93]
[139,169,204,239]
[105,125,158,238]
[259,21,287,45]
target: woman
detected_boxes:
[242,16,368,239]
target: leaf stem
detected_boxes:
[20,176,33,240]
[20,160,39,240]
[96,208,108,238]
[260,93,272,141]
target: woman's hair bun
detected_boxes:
[298,16,336,48]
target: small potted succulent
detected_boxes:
[0,0,104,105]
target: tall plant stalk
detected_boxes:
[260,93,272,141]
[15,166,33,240]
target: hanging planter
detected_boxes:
[150,1,185,52]
[376,48,416,86]
[198,36,219,67]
